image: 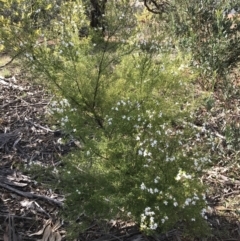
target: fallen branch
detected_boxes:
[26,119,55,133]
[183,121,226,140]
[0,182,63,207]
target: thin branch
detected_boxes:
[0,182,63,207]
[0,52,22,69]
[143,0,171,14]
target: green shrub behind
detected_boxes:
[167,0,240,89]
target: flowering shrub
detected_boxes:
[56,98,210,235]
[47,50,211,237]
[0,0,211,237]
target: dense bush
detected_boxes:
[167,0,240,89]
[0,0,212,238]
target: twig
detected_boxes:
[0,214,34,220]
[26,119,55,133]
[0,182,63,207]
[0,52,21,69]
[2,99,21,108]
[183,121,226,140]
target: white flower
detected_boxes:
[141,214,146,222]
[191,218,195,221]
[154,188,159,193]
[51,101,57,107]
[57,138,64,144]
[175,173,181,181]
[169,156,175,162]
[163,201,168,205]
[140,182,146,190]
[148,188,154,194]
[138,150,143,156]
[151,140,157,147]
[196,133,200,139]
[150,223,158,230]
[107,118,112,125]
[201,208,207,217]
[173,202,178,207]
[145,207,151,213]
[156,130,161,135]
[193,194,199,200]
[185,198,191,206]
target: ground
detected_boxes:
[1,55,240,241]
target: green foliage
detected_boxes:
[167,0,240,89]
[0,0,62,55]
[48,50,211,237]
[58,99,210,236]
[0,0,212,238]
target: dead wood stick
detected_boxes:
[0,182,63,207]
[0,214,35,220]
[183,121,226,139]
[2,99,21,108]
[26,119,55,133]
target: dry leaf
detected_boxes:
[54,231,62,241]
[42,225,52,241]
[3,232,9,241]
[52,220,62,232]
[29,220,51,237]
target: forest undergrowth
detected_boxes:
[1,0,240,240]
